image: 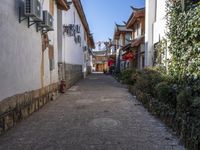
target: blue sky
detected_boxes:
[81,0,145,44]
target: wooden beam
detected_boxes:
[57,0,70,11]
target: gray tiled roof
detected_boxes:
[116,24,132,32]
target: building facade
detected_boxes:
[126,7,145,70]
[93,50,108,72]
[112,7,145,72]
[0,0,94,133]
[113,24,132,72]
[0,0,67,133]
[57,0,94,87]
[145,0,168,67]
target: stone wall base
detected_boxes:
[0,83,59,135]
[58,63,83,89]
[87,66,92,75]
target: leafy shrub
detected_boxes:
[134,76,151,94]
[134,68,165,97]
[155,82,176,107]
[114,72,122,80]
[191,97,200,108]
[120,69,135,84]
[176,88,192,113]
[190,97,200,118]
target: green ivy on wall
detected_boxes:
[154,39,168,67]
[166,1,200,91]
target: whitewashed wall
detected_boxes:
[145,0,156,67]
[145,0,167,67]
[153,0,167,44]
[42,0,58,86]
[88,54,93,68]
[57,9,63,63]
[0,0,58,101]
[61,4,85,66]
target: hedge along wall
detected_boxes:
[166,0,200,89]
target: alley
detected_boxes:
[0,74,184,150]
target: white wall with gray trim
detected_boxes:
[61,3,86,67]
[0,0,58,101]
[145,0,168,67]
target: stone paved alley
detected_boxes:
[0,73,185,150]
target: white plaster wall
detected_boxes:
[62,4,84,66]
[153,19,166,44]
[88,54,93,67]
[145,0,167,67]
[156,0,166,21]
[83,51,87,74]
[83,39,88,75]
[0,0,58,101]
[57,9,63,63]
[49,3,58,84]
[0,0,41,101]
[42,0,58,86]
[145,0,156,67]
[153,0,167,44]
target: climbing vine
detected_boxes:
[154,39,168,67]
[166,0,200,91]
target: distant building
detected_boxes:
[126,7,145,70]
[113,24,132,72]
[112,7,145,72]
[93,50,108,72]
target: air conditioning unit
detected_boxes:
[24,0,42,21]
[39,11,54,30]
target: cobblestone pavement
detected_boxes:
[0,73,185,150]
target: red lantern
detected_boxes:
[122,52,134,61]
[108,59,115,66]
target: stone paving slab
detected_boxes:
[0,73,185,150]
